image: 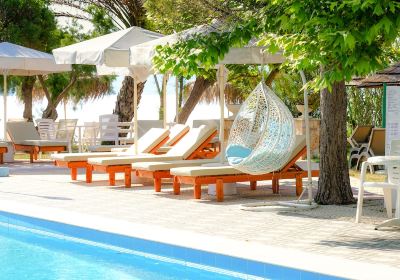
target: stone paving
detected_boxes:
[1,160,400,270]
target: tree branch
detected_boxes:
[37,75,53,105]
[55,73,78,105]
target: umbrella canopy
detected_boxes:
[53,27,164,155]
[129,22,285,80]
[0,42,72,139]
[0,42,71,75]
[53,27,163,68]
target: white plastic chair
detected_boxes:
[82,122,99,151]
[356,140,400,223]
[56,119,78,152]
[99,114,119,145]
[36,119,56,140]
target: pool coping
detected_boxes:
[0,200,398,280]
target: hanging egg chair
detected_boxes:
[226,81,295,175]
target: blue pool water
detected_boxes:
[0,212,343,280]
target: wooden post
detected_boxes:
[216,179,224,202]
[124,168,131,188]
[250,181,257,190]
[154,178,162,192]
[173,177,180,195]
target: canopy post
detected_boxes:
[175,76,179,124]
[162,74,168,128]
[299,70,313,202]
[217,65,226,163]
[3,72,7,140]
[133,76,138,155]
[64,99,67,120]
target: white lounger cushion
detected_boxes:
[7,121,41,141]
[52,152,122,161]
[51,128,169,162]
[170,135,308,177]
[87,125,217,166]
[17,140,68,147]
[88,154,182,165]
[132,159,218,171]
[171,164,242,176]
[165,124,189,146]
[165,125,217,158]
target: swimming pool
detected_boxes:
[0,211,342,280]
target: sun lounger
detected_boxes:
[0,142,8,164]
[86,125,219,187]
[349,128,386,172]
[7,121,68,163]
[133,158,219,192]
[52,128,170,180]
[169,135,319,202]
[348,125,374,155]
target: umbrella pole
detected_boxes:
[162,74,168,128]
[299,70,313,202]
[218,65,226,163]
[175,76,179,124]
[133,77,138,155]
[3,73,7,140]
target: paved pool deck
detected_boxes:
[0,160,399,279]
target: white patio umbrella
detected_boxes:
[0,42,71,139]
[52,27,164,154]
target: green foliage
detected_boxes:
[347,86,383,134]
[0,0,57,51]
[86,5,117,35]
[154,0,400,90]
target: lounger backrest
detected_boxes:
[166,125,217,159]
[7,121,41,142]
[165,124,190,146]
[126,128,169,154]
[351,125,373,145]
[369,128,385,156]
[280,135,306,171]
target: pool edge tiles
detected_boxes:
[0,210,338,280]
[0,201,398,280]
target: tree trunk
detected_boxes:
[177,77,213,124]
[113,76,146,122]
[21,76,36,121]
[315,80,355,204]
[42,103,58,120]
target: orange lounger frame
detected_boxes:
[55,136,170,181]
[87,131,219,187]
[0,147,8,164]
[173,147,319,202]
[15,144,66,163]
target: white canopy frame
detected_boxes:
[53,28,164,154]
[0,42,71,139]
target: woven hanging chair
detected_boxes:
[226,81,295,175]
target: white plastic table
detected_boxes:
[357,156,400,229]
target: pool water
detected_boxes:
[0,224,240,280]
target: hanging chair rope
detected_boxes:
[225,55,296,175]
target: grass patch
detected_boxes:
[349,169,386,182]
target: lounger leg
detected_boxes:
[0,153,3,164]
[295,176,303,196]
[216,179,224,202]
[173,177,180,195]
[154,178,162,192]
[71,168,78,180]
[272,178,279,194]
[29,151,34,163]
[194,183,201,199]
[250,181,257,190]
[124,168,131,188]
[86,166,92,183]
[109,172,116,186]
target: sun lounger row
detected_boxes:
[52,123,319,201]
